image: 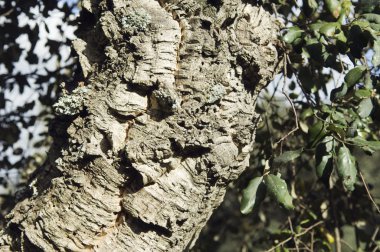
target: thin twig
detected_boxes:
[275,56,299,145]
[337,54,346,87]
[0,8,14,17]
[297,240,312,252]
[341,239,355,251]
[268,73,283,104]
[331,192,342,252]
[370,227,379,247]
[359,171,380,214]
[334,226,342,252]
[285,54,316,107]
[271,3,279,18]
[286,247,311,251]
[264,114,275,151]
[288,217,300,252]
[266,221,324,252]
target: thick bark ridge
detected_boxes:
[0,0,281,251]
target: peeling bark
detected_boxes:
[0,0,281,251]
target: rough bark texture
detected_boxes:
[0,0,281,251]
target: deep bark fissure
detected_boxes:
[124,212,173,237]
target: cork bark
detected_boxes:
[0,0,281,251]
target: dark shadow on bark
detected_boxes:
[169,138,211,158]
[120,154,145,194]
[124,212,173,237]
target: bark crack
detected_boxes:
[124,212,173,238]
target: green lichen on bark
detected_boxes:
[121,8,151,31]
[53,86,89,116]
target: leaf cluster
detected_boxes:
[238,0,380,251]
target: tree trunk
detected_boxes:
[0,0,280,251]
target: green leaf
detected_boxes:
[327,124,346,139]
[354,89,372,98]
[373,39,380,67]
[357,98,373,118]
[369,22,380,31]
[0,123,21,145]
[341,0,352,17]
[315,137,334,180]
[301,107,314,119]
[337,146,357,191]
[325,0,341,18]
[289,93,299,99]
[0,93,5,109]
[344,66,367,88]
[359,0,380,13]
[305,0,318,12]
[320,22,340,37]
[305,41,328,63]
[264,174,294,210]
[308,0,318,9]
[331,110,346,125]
[364,73,373,89]
[334,29,347,43]
[351,20,371,30]
[321,105,332,113]
[310,22,327,33]
[330,83,348,101]
[308,121,328,147]
[347,136,380,153]
[363,13,380,24]
[240,176,266,214]
[282,27,304,44]
[298,67,315,92]
[317,153,334,180]
[273,149,303,164]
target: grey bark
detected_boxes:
[0,0,281,251]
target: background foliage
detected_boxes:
[0,0,379,251]
[0,0,77,224]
